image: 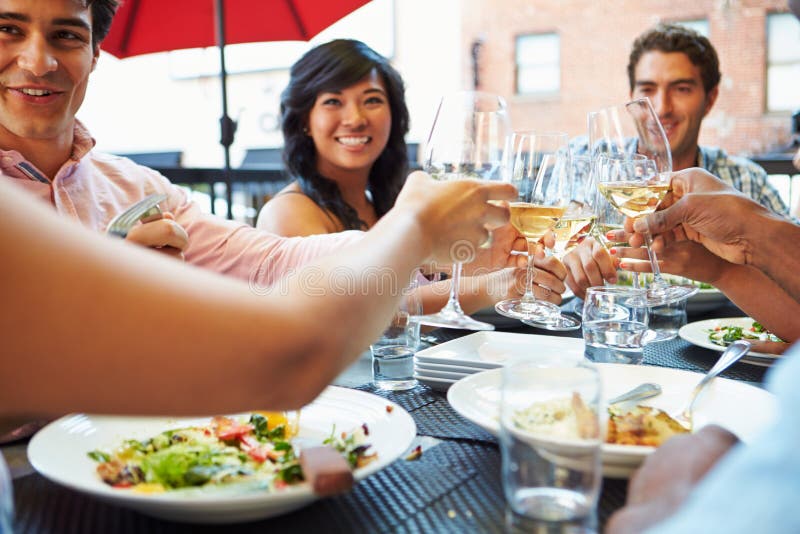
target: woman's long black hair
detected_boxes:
[281,39,410,230]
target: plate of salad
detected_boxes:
[678,317,785,367]
[28,386,416,523]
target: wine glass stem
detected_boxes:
[642,230,667,290]
[443,262,468,314]
[522,240,539,305]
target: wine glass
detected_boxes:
[596,156,698,306]
[495,131,574,328]
[552,154,597,257]
[530,153,598,330]
[588,98,671,176]
[588,98,697,306]
[414,91,511,331]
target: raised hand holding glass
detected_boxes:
[414,91,510,331]
[589,98,697,306]
[495,132,577,329]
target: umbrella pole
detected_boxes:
[216,0,237,220]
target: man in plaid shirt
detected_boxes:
[565,24,790,297]
[578,23,787,214]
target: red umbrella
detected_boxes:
[101,0,372,218]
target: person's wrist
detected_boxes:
[710,260,744,291]
[384,206,434,262]
[746,212,785,269]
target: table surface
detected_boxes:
[4,299,770,533]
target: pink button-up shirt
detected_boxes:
[2,121,362,288]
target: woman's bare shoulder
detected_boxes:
[256,183,340,237]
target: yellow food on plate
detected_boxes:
[254,410,300,438]
[606,405,689,446]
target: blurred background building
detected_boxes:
[79,0,799,219]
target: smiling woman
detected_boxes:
[257,38,408,236]
[255,39,568,317]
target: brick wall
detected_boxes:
[461,0,794,156]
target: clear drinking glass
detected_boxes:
[415,91,511,331]
[500,359,603,533]
[0,451,13,534]
[371,283,422,391]
[582,286,654,365]
[552,155,597,255]
[535,154,599,330]
[588,98,697,306]
[596,155,698,306]
[495,132,577,330]
[648,299,687,342]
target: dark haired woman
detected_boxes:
[257,39,566,312]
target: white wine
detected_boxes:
[598,182,669,218]
[509,203,566,242]
[554,215,597,253]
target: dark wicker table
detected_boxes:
[6,301,768,533]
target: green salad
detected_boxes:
[88,412,374,493]
[707,321,783,346]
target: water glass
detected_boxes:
[500,360,603,533]
[648,299,687,342]
[0,451,13,534]
[371,288,422,391]
[582,286,650,365]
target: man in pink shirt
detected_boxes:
[0,0,545,296]
[0,0,371,289]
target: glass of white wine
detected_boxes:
[596,156,698,306]
[414,91,511,331]
[589,98,696,306]
[553,154,597,256]
[495,131,574,328]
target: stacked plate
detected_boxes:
[414,332,585,391]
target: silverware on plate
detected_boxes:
[673,339,751,430]
[106,193,167,238]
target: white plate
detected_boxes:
[415,332,585,370]
[414,361,488,374]
[413,366,472,381]
[28,387,416,523]
[447,363,776,478]
[679,317,781,367]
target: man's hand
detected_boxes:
[626,168,772,266]
[562,237,617,299]
[125,212,189,260]
[463,221,528,275]
[606,425,739,534]
[613,239,731,286]
[394,172,516,266]
[478,264,565,306]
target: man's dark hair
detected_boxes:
[86,0,120,49]
[627,23,721,94]
[280,39,410,231]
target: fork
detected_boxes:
[106,194,168,238]
[674,339,751,430]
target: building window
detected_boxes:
[767,13,800,112]
[515,33,560,95]
[672,19,709,37]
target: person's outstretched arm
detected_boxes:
[1,172,514,417]
[629,168,800,302]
